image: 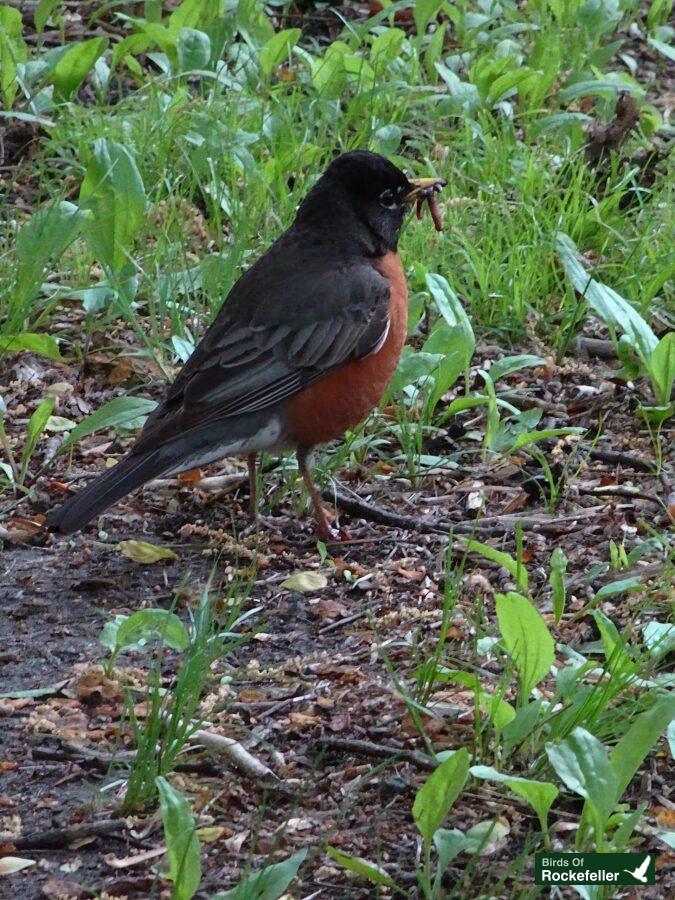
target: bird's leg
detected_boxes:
[247,453,258,522]
[297,446,336,541]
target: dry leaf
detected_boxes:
[0,856,35,875]
[280,571,327,592]
[117,540,177,564]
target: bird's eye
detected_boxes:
[379,188,398,209]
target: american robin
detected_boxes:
[47,151,446,540]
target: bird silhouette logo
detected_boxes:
[623,856,651,883]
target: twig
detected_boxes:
[578,485,666,507]
[315,737,436,772]
[589,448,659,474]
[327,488,607,536]
[1,818,128,850]
[190,729,279,783]
[570,336,617,359]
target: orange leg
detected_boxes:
[297,447,336,542]
[247,453,257,522]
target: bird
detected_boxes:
[47,151,446,541]
[623,856,651,884]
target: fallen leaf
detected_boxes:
[177,468,204,484]
[281,571,327,592]
[197,826,228,843]
[75,668,124,704]
[117,540,177,564]
[0,856,35,875]
[224,830,249,853]
[41,877,90,898]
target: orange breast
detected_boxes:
[287,251,408,448]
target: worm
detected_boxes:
[415,193,443,231]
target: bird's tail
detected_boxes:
[46,449,167,534]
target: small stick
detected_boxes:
[589,449,659,474]
[315,737,436,772]
[1,819,128,851]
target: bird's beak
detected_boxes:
[404,177,447,203]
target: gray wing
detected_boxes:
[133,244,390,452]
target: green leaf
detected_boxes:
[0,5,27,108]
[236,0,275,50]
[20,397,55,483]
[546,727,618,825]
[433,828,466,877]
[370,28,405,69]
[489,355,547,382]
[52,36,108,100]
[549,546,568,624]
[643,622,675,659]
[496,592,554,699]
[176,27,211,72]
[487,67,534,105]
[649,332,675,405]
[413,747,469,845]
[556,233,658,364]
[259,28,301,77]
[611,695,675,801]
[169,0,211,32]
[117,540,178,565]
[55,396,157,457]
[470,765,558,834]
[12,200,86,312]
[212,848,307,900]
[465,542,528,593]
[414,0,443,36]
[462,819,510,854]
[648,37,675,63]
[507,427,583,453]
[115,609,189,654]
[425,274,475,349]
[594,576,641,601]
[34,0,61,33]
[79,138,146,273]
[326,848,396,888]
[502,700,543,755]
[280,571,327,592]
[1,333,61,360]
[156,776,201,900]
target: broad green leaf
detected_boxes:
[549,546,568,624]
[12,201,86,312]
[79,139,146,273]
[0,6,27,107]
[156,776,201,900]
[414,0,443,36]
[556,233,657,363]
[259,28,301,77]
[433,828,466,877]
[1,333,61,360]
[212,848,307,900]
[34,0,61,33]
[487,67,534,104]
[594,576,641,601]
[649,332,675,405]
[53,36,108,100]
[326,848,396,888]
[462,819,510,854]
[425,274,474,349]
[177,27,211,72]
[280,571,327,592]
[648,37,675,62]
[115,609,189,653]
[470,765,558,834]
[643,622,675,659]
[236,0,275,50]
[489,355,547,382]
[45,415,75,432]
[465,542,528,593]
[370,27,405,69]
[496,592,554,699]
[413,747,469,845]
[55,396,157,457]
[507,427,583,453]
[479,692,516,730]
[20,397,55,482]
[546,727,617,825]
[502,700,543,755]
[117,540,178,565]
[611,695,675,800]
[169,0,211,32]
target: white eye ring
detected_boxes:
[379,189,398,209]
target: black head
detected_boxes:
[295,150,416,253]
